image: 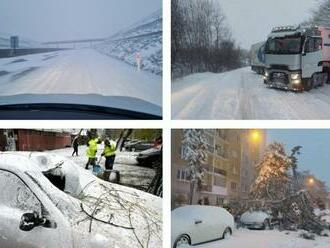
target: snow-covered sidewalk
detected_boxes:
[183,229,330,248]
[0,48,162,106]
[48,145,155,191]
[172,67,330,119]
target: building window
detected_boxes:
[181,145,188,159]
[177,168,189,181]
[232,165,238,175]
[214,175,226,187]
[231,182,237,191]
[216,196,224,206]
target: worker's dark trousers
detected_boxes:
[72,146,78,156]
[105,155,116,170]
[85,157,96,169]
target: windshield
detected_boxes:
[265,36,303,54]
[0,0,162,116]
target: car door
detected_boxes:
[302,36,323,78]
[0,169,66,248]
[207,207,224,240]
[189,208,213,244]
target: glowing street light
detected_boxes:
[250,130,261,144]
[307,177,315,186]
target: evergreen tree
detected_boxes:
[250,142,292,201]
[182,129,208,204]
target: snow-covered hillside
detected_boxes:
[0,32,40,48]
[94,10,162,75]
[172,67,330,119]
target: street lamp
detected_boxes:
[250,130,261,144]
[307,177,315,186]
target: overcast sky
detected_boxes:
[220,0,320,49]
[267,129,330,188]
[0,0,161,42]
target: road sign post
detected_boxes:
[10,36,19,56]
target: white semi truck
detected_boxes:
[250,41,266,74]
[263,25,330,91]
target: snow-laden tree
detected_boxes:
[182,129,208,204]
[250,142,292,201]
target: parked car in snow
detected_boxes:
[136,147,161,167]
[171,205,234,248]
[124,139,153,152]
[240,210,273,230]
[0,152,162,248]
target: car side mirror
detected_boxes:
[19,211,57,231]
[194,219,203,225]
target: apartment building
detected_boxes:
[172,129,263,209]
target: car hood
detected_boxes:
[0,93,161,118]
[70,180,162,248]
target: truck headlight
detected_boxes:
[263,71,269,80]
[264,71,269,77]
[290,73,301,80]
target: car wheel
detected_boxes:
[222,227,231,239]
[174,234,191,248]
[263,219,270,230]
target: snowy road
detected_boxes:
[182,229,330,248]
[0,48,161,106]
[172,67,330,119]
[49,145,155,191]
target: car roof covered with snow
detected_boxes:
[240,210,270,223]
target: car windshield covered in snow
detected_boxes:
[265,36,303,54]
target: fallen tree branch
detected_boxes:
[80,203,134,230]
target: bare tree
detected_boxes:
[171,0,243,78]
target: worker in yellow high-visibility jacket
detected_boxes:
[101,139,117,170]
[85,136,101,170]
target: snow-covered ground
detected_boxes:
[0,48,161,106]
[180,229,330,248]
[172,67,330,119]
[48,145,155,191]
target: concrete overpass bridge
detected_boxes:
[42,38,107,48]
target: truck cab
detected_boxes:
[263,25,330,91]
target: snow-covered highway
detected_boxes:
[172,67,330,119]
[0,48,162,106]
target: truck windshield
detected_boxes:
[265,36,302,54]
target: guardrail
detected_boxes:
[0,48,70,58]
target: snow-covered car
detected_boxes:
[0,152,162,248]
[240,210,272,229]
[171,205,234,248]
[136,147,161,167]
